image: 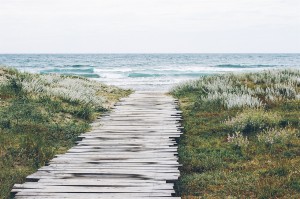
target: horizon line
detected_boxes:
[0,52,300,55]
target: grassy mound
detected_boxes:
[0,67,131,199]
[171,69,300,198]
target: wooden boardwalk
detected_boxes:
[12,91,182,199]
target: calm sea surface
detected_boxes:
[0,54,299,91]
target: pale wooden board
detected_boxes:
[12,91,182,198]
[15,192,180,198]
[84,130,182,133]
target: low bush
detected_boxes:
[225,109,282,134]
[227,131,249,148]
[257,128,298,145]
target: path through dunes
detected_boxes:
[11,91,182,199]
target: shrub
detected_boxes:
[206,93,263,109]
[225,109,281,134]
[21,74,106,108]
[171,69,300,109]
[257,128,298,145]
[227,131,249,148]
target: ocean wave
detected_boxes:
[40,72,100,78]
[215,64,275,68]
[41,68,94,73]
[128,73,164,78]
[94,68,132,73]
[172,73,210,77]
[68,64,92,68]
[127,72,211,78]
[75,73,100,78]
[101,73,125,78]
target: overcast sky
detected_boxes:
[0,0,299,53]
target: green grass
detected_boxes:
[171,69,300,198]
[0,67,131,199]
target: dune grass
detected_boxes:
[171,69,300,198]
[0,67,131,199]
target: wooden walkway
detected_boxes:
[12,91,182,199]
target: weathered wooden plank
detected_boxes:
[15,196,180,199]
[101,115,182,118]
[36,178,172,183]
[39,167,179,172]
[15,192,179,198]
[14,183,174,191]
[55,152,178,156]
[85,130,182,134]
[12,186,175,193]
[74,144,178,148]
[26,174,179,181]
[70,145,178,149]
[78,135,181,139]
[15,197,180,199]
[76,140,177,145]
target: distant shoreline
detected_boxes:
[1,54,299,91]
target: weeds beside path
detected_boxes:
[0,67,131,199]
[171,69,300,198]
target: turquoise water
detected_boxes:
[0,54,299,90]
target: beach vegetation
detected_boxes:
[0,67,131,199]
[225,109,282,134]
[171,69,300,198]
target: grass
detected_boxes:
[171,69,300,198]
[0,67,131,199]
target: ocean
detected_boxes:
[0,54,299,91]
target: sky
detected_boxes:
[0,0,299,53]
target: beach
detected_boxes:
[1,54,300,91]
[1,0,299,197]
